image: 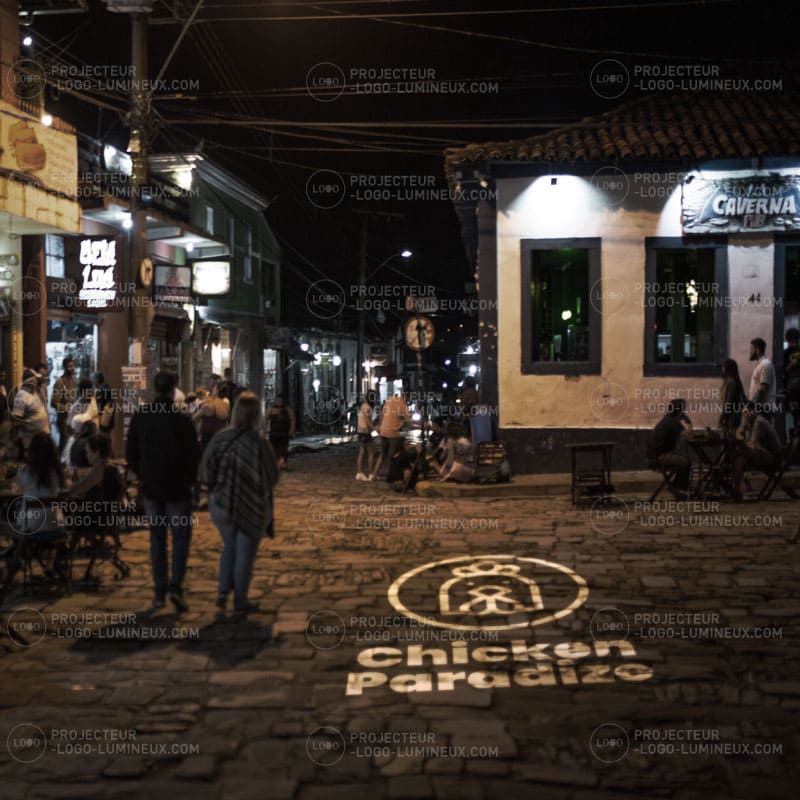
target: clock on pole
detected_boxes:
[404,314,435,351]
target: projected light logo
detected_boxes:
[345,555,654,695]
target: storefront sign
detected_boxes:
[77,238,117,309]
[154,265,192,304]
[0,100,79,198]
[682,174,800,234]
[192,260,230,297]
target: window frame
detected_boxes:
[45,234,65,278]
[520,237,602,376]
[643,236,728,377]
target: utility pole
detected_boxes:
[353,209,404,401]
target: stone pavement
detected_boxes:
[1,443,799,800]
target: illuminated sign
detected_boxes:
[682,174,800,234]
[155,265,192,304]
[191,260,230,297]
[78,237,117,309]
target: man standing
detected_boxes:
[126,371,200,613]
[370,393,410,481]
[52,357,77,455]
[748,337,776,421]
[11,368,51,450]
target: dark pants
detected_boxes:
[733,449,780,493]
[270,435,289,464]
[144,498,193,599]
[56,414,70,455]
[656,447,691,491]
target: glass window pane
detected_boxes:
[529,248,590,363]
[653,248,715,364]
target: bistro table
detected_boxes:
[685,429,735,500]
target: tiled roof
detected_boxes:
[444,93,800,176]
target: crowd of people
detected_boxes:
[1,361,284,618]
[647,336,797,500]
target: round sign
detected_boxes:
[404,315,435,351]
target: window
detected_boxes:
[244,225,253,282]
[520,238,601,374]
[644,238,728,376]
[45,235,65,278]
[205,205,214,234]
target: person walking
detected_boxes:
[748,337,776,422]
[266,394,295,469]
[194,378,230,454]
[126,371,200,613]
[370,392,409,480]
[355,395,375,480]
[52,357,77,455]
[719,358,746,436]
[201,391,280,617]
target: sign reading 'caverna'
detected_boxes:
[682,174,800,234]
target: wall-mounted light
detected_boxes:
[41,113,53,127]
[185,242,194,253]
[22,35,33,47]
[332,354,342,366]
[561,309,573,321]
[300,343,310,352]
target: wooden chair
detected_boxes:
[758,432,800,501]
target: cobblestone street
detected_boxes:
[2,444,799,800]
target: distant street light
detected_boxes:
[401,249,413,259]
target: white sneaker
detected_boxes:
[355,472,367,481]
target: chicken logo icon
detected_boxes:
[439,560,544,617]
[389,554,588,632]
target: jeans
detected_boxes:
[210,498,262,610]
[144,498,193,599]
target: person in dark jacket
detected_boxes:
[126,371,200,612]
[646,399,693,497]
[266,394,295,468]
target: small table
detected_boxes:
[686,431,734,499]
[566,442,615,506]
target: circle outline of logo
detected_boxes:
[6,495,48,536]
[6,722,48,764]
[589,59,630,100]
[5,607,47,648]
[388,554,589,632]
[589,496,630,536]
[591,165,630,207]
[590,607,630,642]
[306,62,346,102]
[305,169,346,210]
[589,382,630,423]
[305,725,346,766]
[589,722,630,764]
[305,278,346,320]
[305,610,347,650]
[6,57,47,101]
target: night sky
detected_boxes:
[25,0,799,350]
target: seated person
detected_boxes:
[732,402,783,500]
[14,432,64,539]
[437,422,476,483]
[69,435,123,514]
[387,440,424,492]
[66,421,99,468]
[646,399,693,497]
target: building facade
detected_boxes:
[446,92,800,472]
